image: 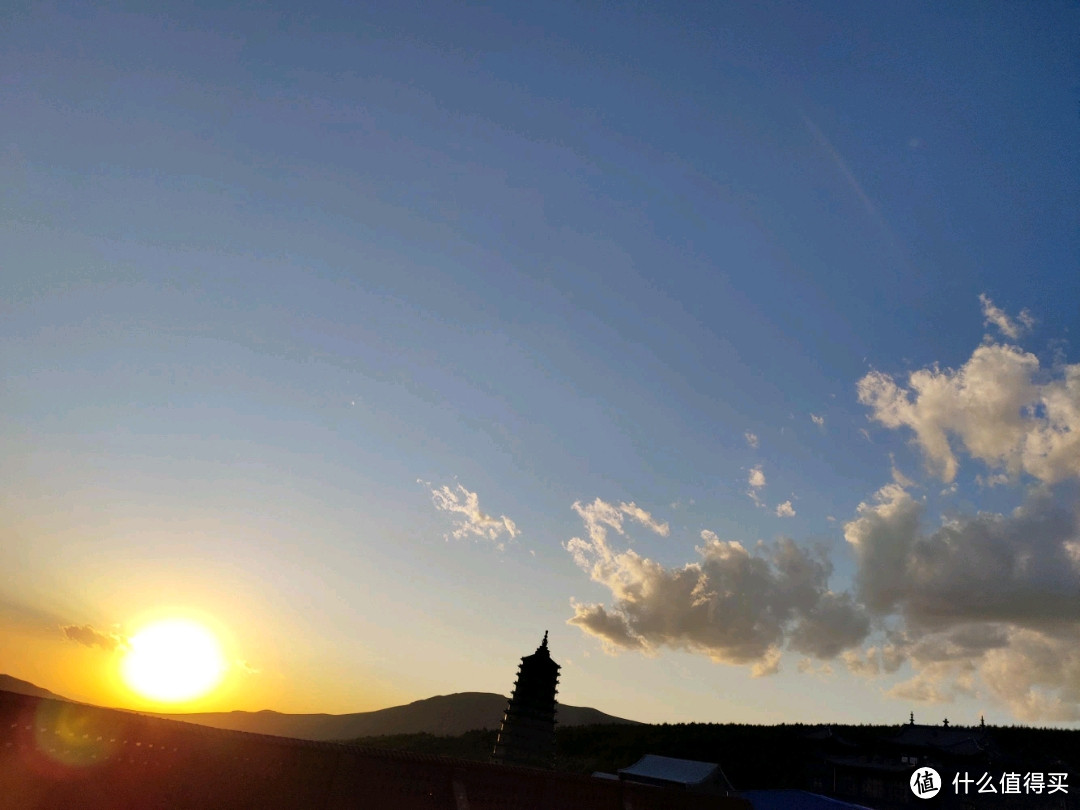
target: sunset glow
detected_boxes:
[120,620,226,704]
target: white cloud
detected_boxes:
[566,499,869,668]
[775,500,796,518]
[887,660,975,704]
[842,647,880,677]
[979,293,1034,339]
[858,340,1080,483]
[867,623,1080,722]
[748,466,766,489]
[617,501,671,537]
[979,628,1080,721]
[811,414,825,429]
[569,499,669,551]
[747,465,767,506]
[976,473,1010,489]
[751,647,782,677]
[842,643,907,678]
[428,483,519,549]
[745,431,759,449]
[797,657,834,677]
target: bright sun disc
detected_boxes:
[121,619,226,703]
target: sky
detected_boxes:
[1,0,1078,726]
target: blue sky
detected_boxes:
[2,0,1078,724]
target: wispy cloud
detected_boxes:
[810,414,825,429]
[775,500,796,518]
[426,482,520,549]
[979,293,1033,340]
[804,116,906,264]
[744,431,759,449]
[62,624,127,652]
[889,453,916,488]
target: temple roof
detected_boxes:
[618,754,723,786]
[888,724,989,756]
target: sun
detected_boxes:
[120,618,226,703]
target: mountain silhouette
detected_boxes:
[0,674,68,701]
[157,692,638,740]
[0,676,637,740]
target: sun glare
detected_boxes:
[121,619,226,703]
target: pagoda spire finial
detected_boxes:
[541,630,548,648]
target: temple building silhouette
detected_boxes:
[491,631,560,769]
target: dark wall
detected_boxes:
[0,692,748,810]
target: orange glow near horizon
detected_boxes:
[120,619,226,704]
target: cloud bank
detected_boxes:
[843,481,1080,720]
[566,296,1080,720]
[566,498,868,667]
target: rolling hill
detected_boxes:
[0,674,68,701]
[158,692,639,740]
[0,675,637,740]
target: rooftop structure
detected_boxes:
[617,754,735,796]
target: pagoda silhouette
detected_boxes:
[491,631,560,769]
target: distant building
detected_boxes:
[491,631,560,769]
[806,717,996,808]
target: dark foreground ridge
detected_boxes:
[0,690,747,810]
